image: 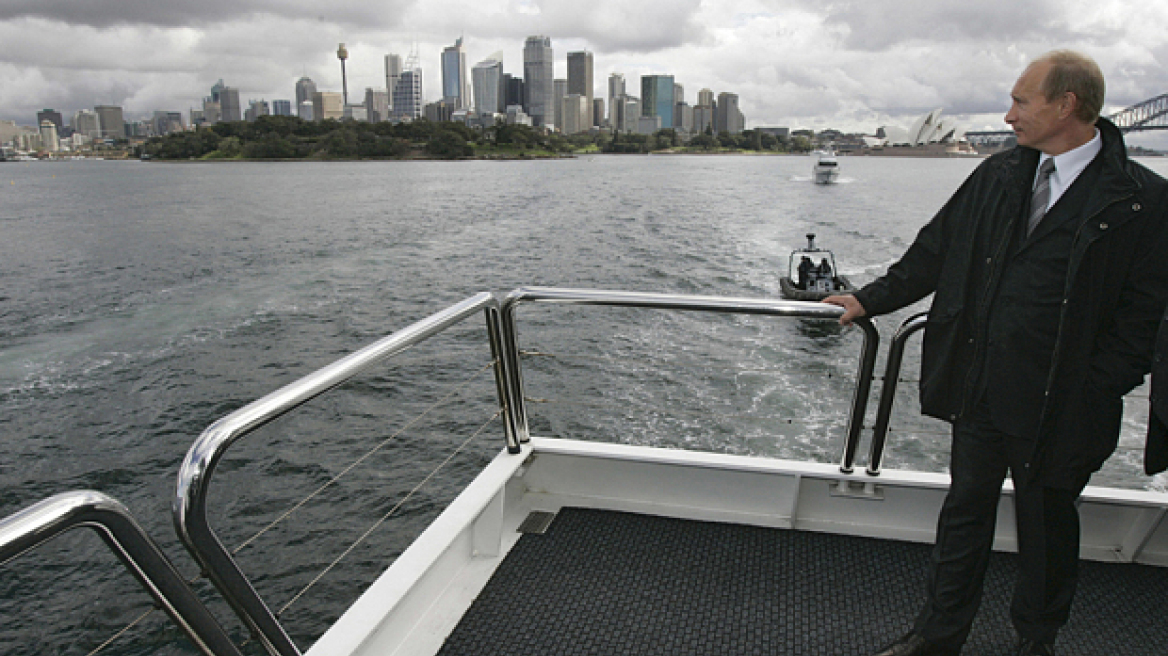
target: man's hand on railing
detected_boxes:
[822,295,867,326]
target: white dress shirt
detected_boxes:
[1034,128,1102,212]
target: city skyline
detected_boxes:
[2,1,1168,148]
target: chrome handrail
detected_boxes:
[499,287,880,472]
[0,490,242,656]
[173,292,511,656]
[866,313,929,475]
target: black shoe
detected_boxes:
[871,632,961,656]
[1015,638,1055,655]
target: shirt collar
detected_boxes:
[1038,128,1101,185]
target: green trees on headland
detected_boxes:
[142,115,809,160]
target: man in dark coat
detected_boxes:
[826,51,1168,656]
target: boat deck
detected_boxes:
[436,507,1168,656]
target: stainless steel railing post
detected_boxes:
[839,316,880,474]
[866,313,929,475]
[1,490,243,656]
[174,292,505,656]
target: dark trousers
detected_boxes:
[914,400,1086,649]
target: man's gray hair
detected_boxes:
[1034,50,1106,124]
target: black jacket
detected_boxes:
[1148,308,1168,475]
[854,119,1168,488]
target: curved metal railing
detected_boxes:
[866,312,929,475]
[499,287,881,472]
[0,490,242,656]
[173,292,513,656]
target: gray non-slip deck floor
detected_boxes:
[437,507,1168,655]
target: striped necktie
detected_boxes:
[1027,158,1056,236]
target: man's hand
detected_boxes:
[822,294,867,326]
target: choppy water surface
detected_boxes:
[2,154,1167,654]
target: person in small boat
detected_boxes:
[825,50,1168,656]
[817,258,834,291]
[797,256,816,290]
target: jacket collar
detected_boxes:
[993,117,1140,214]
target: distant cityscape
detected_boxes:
[1,35,760,156]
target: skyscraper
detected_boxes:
[504,75,525,111]
[553,79,567,132]
[523,35,554,127]
[295,77,317,108]
[312,92,344,121]
[93,105,125,139]
[472,55,505,115]
[697,88,715,109]
[72,110,100,139]
[365,88,389,122]
[608,74,625,125]
[220,87,242,122]
[640,75,675,129]
[272,100,292,116]
[716,92,744,134]
[393,53,423,120]
[385,54,402,112]
[567,51,594,129]
[37,109,63,131]
[441,38,470,110]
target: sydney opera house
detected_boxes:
[864,108,979,156]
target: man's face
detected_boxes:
[1005,62,1067,153]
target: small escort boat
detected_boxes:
[3,287,1167,656]
[811,149,840,184]
[780,233,855,300]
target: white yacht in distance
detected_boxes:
[811,148,840,184]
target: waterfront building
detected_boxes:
[37,109,64,132]
[272,100,292,116]
[385,54,402,112]
[295,77,317,108]
[220,87,242,122]
[364,88,389,122]
[39,120,60,152]
[505,105,532,126]
[637,115,661,135]
[523,35,554,128]
[244,101,269,123]
[424,100,452,123]
[298,101,313,121]
[641,75,675,129]
[608,73,625,125]
[620,96,640,133]
[152,111,184,134]
[593,98,605,128]
[560,94,588,135]
[472,55,505,115]
[692,104,714,134]
[503,74,525,111]
[674,83,684,105]
[93,105,125,139]
[697,88,714,109]
[0,119,18,146]
[211,79,226,103]
[553,79,567,132]
[312,91,344,121]
[202,100,221,125]
[441,37,470,110]
[393,55,423,120]
[674,102,693,133]
[72,110,101,140]
[715,92,744,134]
[567,51,594,129]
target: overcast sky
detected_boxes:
[3,0,1168,145]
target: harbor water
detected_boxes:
[2,154,1166,654]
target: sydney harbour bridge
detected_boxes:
[966,92,1168,146]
